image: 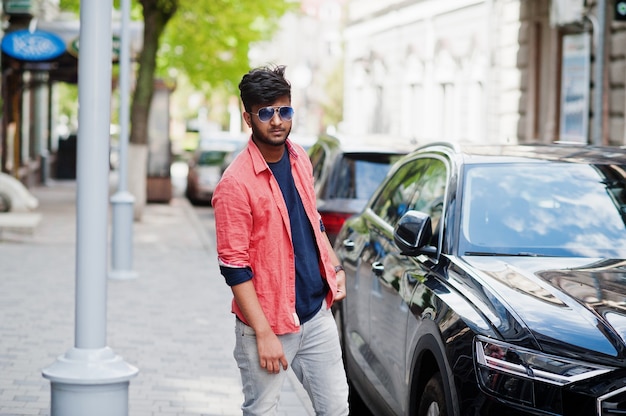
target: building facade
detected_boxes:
[341,0,626,146]
[249,0,347,141]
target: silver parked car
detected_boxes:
[185,134,246,205]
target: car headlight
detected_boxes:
[474,336,612,410]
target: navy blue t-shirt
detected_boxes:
[268,148,327,323]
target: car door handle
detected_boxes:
[372,261,384,276]
[342,239,355,252]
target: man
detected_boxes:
[212,65,350,416]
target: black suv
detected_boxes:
[335,142,626,416]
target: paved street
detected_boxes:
[0,177,314,415]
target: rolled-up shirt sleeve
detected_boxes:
[213,173,254,279]
[220,265,253,286]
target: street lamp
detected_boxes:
[42,1,138,414]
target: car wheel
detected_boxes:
[0,192,11,212]
[418,372,447,416]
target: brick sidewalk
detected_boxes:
[0,180,313,416]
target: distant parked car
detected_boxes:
[186,137,245,205]
[307,134,409,244]
[335,141,626,416]
[0,172,39,212]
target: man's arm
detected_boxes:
[213,175,287,374]
[231,281,289,373]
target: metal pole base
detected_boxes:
[42,347,138,416]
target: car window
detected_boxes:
[460,163,626,257]
[406,159,447,235]
[371,157,447,230]
[332,155,399,200]
[198,151,228,166]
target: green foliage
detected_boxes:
[59,0,293,95]
[59,0,80,11]
[60,0,142,14]
[58,0,295,146]
[157,0,295,95]
[55,83,79,127]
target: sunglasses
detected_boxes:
[249,106,294,122]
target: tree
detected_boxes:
[122,0,294,147]
[157,1,291,93]
[60,0,293,218]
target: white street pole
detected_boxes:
[42,0,138,414]
[109,0,138,280]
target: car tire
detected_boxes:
[0,191,11,212]
[417,372,447,416]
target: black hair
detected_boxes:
[238,65,291,112]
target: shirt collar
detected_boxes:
[248,136,299,175]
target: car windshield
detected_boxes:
[459,162,626,258]
[332,154,402,200]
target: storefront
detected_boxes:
[0,3,143,185]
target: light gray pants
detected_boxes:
[234,302,350,416]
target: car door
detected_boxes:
[367,157,449,413]
[339,158,422,401]
[338,212,374,364]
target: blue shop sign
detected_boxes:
[1,29,66,61]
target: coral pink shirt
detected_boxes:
[212,138,338,335]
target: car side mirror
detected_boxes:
[393,210,436,256]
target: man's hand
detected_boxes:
[256,329,289,374]
[335,269,346,301]
[231,281,288,374]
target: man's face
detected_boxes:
[244,95,292,148]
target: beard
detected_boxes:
[250,121,291,147]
